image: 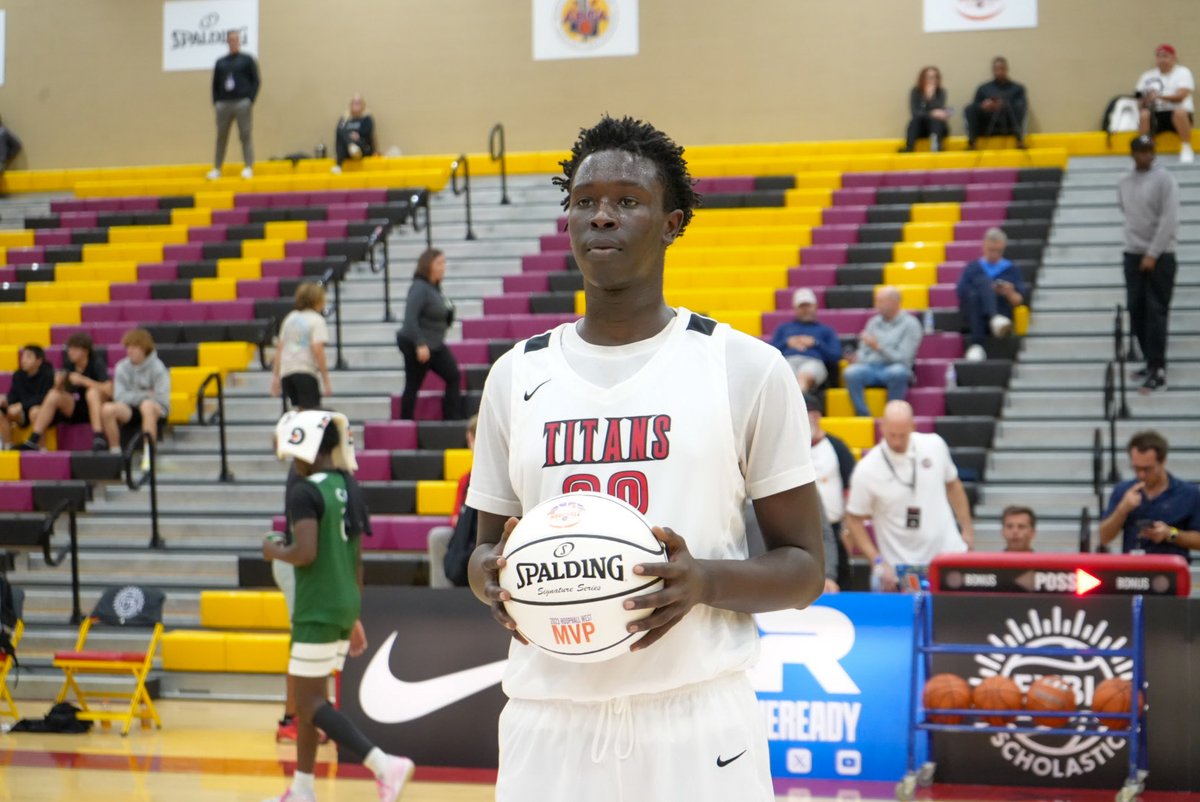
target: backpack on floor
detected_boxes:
[1103,95,1141,143]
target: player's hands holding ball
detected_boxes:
[623,526,710,652]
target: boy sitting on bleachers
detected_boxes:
[16,332,113,452]
[0,345,53,450]
[99,329,171,463]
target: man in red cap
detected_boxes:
[1136,44,1194,163]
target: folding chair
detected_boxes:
[52,585,165,735]
[0,586,24,722]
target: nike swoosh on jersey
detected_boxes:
[716,749,747,768]
[358,632,507,723]
[523,379,551,401]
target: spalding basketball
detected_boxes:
[923,674,971,724]
[499,491,667,663]
[972,676,1023,726]
[1026,675,1077,727]
[1092,678,1141,730]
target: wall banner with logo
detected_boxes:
[532,0,639,61]
[163,0,259,72]
[923,0,1037,34]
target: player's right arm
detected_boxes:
[469,513,526,642]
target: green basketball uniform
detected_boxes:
[288,471,361,632]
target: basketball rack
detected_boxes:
[898,593,1148,802]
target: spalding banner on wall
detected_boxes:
[924,0,1038,33]
[163,0,260,72]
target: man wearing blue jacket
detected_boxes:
[771,288,843,392]
[956,228,1026,361]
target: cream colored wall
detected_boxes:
[0,0,1196,169]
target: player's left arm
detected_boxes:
[265,519,318,566]
[946,479,975,550]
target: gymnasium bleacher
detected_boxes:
[1,128,1195,699]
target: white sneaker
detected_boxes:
[375,755,415,802]
[1181,144,1195,164]
[330,165,342,174]
[989,314,1013,337]
[206,168,221,180]
[241,167,254,179]
[965,344,987,362]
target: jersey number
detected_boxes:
[561,470,649,514]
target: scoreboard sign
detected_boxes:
[928,552,1190,596]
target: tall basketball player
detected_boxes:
[467,116,825,801]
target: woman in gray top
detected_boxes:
[396,249,465,420]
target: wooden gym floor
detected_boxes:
[1,699,1196,801]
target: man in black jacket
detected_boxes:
[208,30,260,180]
[965,57,1027,149]
[0,345,54,448]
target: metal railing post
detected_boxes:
[489,123,511,205]
[451,155,477,241]
[1114,305,1130,418]
[197,372,233,483]
[365,224,394,322]
[410,192,432,250]
[124,432,162,549]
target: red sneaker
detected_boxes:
[275,719,298,743]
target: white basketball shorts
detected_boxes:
[496,672,773,802]
[271,558,295,619]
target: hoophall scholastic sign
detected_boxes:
[923,0,1037,33]
[162,0,259,72]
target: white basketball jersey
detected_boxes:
[468,309,815,702]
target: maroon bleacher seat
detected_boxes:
[57,424,96,452]
[307,221,348,239]
[483,295,529,315]
[966,185,1014,203]
[916,333,963,359]
[354,451,391,481]
[812,226,860,246]
[959,203,1008,222]
[446,341,490,364]
[59,211,98,228]
[261,259,304,278]
[504,273,549,293]
[367,516,451,551]
[111,282,153,301]
[522,253,569,272]
[137,262,180,281]
[0,482,33,512]
[212,209,251,226]
[81,304,123,323]
[823,207,869,226]
[801,244,849,265]
[7,247,46,265]
[0,373,10,394]
[363,421,418,451]
[163,243,205,261]
[236,278,281,299]
[327,204,368,222]
[832,188,876,207]
[907,387,946,417]
[233,193,271,209]
[540,233,571,251]
[927,285,959,307]
[35,230,73,246]
[914,360,953,386]
[286,240,326,258]
[20,452,72,480]
[188,226,227,244]
[788,265,839,287]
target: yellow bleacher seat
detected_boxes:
[1014,304,1030,336]
[264,222,308,242]
[826,388,887,418]
[785,188,834,208]
[0,350,15,371]
[443,448,473,484]
[262,592,290,630]
[0,324,50,348]
[170,208,213,228]
[911,203,960,224]
[417,480,460,516]
[709,309,762,337]
[0,452,19,480]
[195,191,234,210]
[216,258,262,281]
[168,395,192,425]
[191,278,238,301]
[197,342,255,372]
[883,262,938,287]
[107,225,188,245]
[0,231,33,249]
[893,242,945,265]
[902,222,954,243]
[200,591,263,629]
[885,284,930,310]
[666,287,775,312]
[161,630,227,673]
[225,633,290,674]
[820,417,877,450]
[170,366,217,397]
[241,239,286,261]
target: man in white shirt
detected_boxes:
[1137,43,1195,163]
[843,400,974,591]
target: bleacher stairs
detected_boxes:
[975,156,1200,581]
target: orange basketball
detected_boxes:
[1092,678,1141,730]
[971,676,1023,726]
[924,673,971,724]
[1025,675,1077,727]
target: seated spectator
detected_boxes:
[805,392,856,589]
[0,344,54,449]
[770,288,842,392]
[965,56,1027,149]
[99,329,171,462]
[331,94,377,173]
[956,227,1027,361]
[1000,505,1037,552]
[843,400,973,592]
[428,415,479,588]
[904,66,949,153]
[0,116,21,173]
[842,287,923,417]
[1099,430,1199,559]
[1136,44,1194,164]
[271,282,332,410]
[16,333,113,452]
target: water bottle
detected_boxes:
[944,363,957,387]
[922,309,935,334]
[315,142,327,159]
[869,557,885,592]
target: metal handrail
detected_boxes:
[1092,426,1105,517]
[196,372,234,483]
[41,499,83,623]
[319,263,349,370]
[256,317,275,371]
[409,191,432,250]
[1078,506,1092,553]
[1103,362,1120,483]
[1113,305,1130,418]
[489,123,511,205]
[123,431,162,549]
[365,223,394,321]
[450,155,478,241]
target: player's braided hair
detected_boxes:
[553,115,698,238]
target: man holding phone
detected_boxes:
[955,227,1026,361]
[1099,430,1199,559]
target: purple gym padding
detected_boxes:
[0,482,33,512]
[20,452,72,480]
[363,421,418,451]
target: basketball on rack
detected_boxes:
[923,673,971,724]
[1025,675,1077,727]
[498,491,668,663]
[971,676,1023,726]
[1092,678,1140,730]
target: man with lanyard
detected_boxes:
[1099,430,1200,558]
[843,400,974,591]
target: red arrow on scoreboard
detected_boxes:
[1075,568,1102,595]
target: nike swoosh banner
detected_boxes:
[338,587,512,768]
